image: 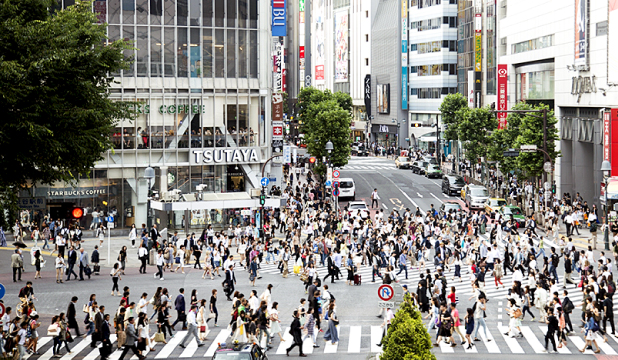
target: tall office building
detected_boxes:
[407,0,458,150]
[18,0,274,231]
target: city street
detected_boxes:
[0,156,612,360]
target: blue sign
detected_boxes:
[333,189,340,197]
[106,216,114,223]
[0,283,5,300]
[324,180,332,187]
[260,177,270,187]
[271,0,287,36]
[268,177,276,182]
[332,181,340,188]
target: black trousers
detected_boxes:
[604,314,615,334]
[118,344,141,360]
[139,258,147,273]
[564,312,573,332]
[12,267,21,281]
[544,330,557,351]
[286,337,304,355]
[67,263,78,279]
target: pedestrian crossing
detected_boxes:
[22,323,618,358]
[340,164,396,170]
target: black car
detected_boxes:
[351,145,368,156]
[411,160,429,174]
[211,342,268,360]
[442,175,465,196]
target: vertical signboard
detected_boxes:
[612,109,618,176]
[299,0,305,89]
[497,64,508,129]
[609,0,618,83]
[334,10,349,82]
[274,42,284,93]
[364,75,371,117]
[272,93,283,122]
[272,0,287,36]
[604,111,611,165]
[574,0,588,67]
[467,70,475,108]
[401,0,408,110]
[314,0,325,84]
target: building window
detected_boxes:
[365,58,369,66]
[511,34,554,54]
[365,34,369,42]
[410,43,417,51]
[365,10,368,17]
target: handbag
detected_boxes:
[208,313,216,319]
[249,274,256,281]
[200,325,206,332]
[47,324,59,337]
[83,304,89,313]
[84,266,92,276]
[66,330,74,343]
[154,332,165,343]
[175,257,181,264]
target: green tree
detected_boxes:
[0,0,136,228]
[298,87,352,174]
[439,93,468,141]
[514,103,560,177]
[381,296,435,360]
[458,107,497,161]
[487,103,527,176]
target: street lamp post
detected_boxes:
[602,160,612,251]
[144,166,155,229]
[325,140,334,215]
[435,116,441,166]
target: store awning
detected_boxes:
[149,192,283,211]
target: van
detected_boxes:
[337,178,356,200]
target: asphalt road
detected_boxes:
[0,155,613,360]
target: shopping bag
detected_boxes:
[154,332,166,343]
[293,265,301,274]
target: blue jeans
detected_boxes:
[536,248,546,259]
[265,251,274,263]
[396,264,408,279]
[474,317,488,339]
[549,265,558,280]
[86,321,95,336]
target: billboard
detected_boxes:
[475,32,482,72]
[401,0,408,110]
[377,84,390,114]
[467,70,474,108]
[364,75,371,116]
[272,0,287,36]
[497,64,508,129]
[314,0,325,84]
[609,0,618,83]
[334,11,349,82]
[574,0,588,67]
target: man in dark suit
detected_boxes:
[286,310,306,357]
[90,305,105,347]
[171,288,187,330]
[323,255,336,283]
[99,313,112,360]
[224,265,236,301]
[66,246,78,281]
[67,296,81,336]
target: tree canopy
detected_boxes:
[0,0,136,227]
[438,93,468,141]
[298,87,352,173]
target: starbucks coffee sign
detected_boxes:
[191,148,261,165]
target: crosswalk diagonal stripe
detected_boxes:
[347,326,362,353]
[276,327,294,355]
[155,331,187,358]
[497,325,525,353]
[323,326,340,353]
[520,326,546,353]
[204,330,230,357]
[539,326,570,354]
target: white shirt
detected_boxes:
[1,313,10,331]
[249,296,260,314]
[138,298,148,314]
[186,310,198,326]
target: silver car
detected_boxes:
[465,185,489,210]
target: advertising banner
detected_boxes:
[574,0,588,67]
[468,70,475,108]
[314,0,325,84]
[497,64,508,129]
[604,111,611,164]
[609,0,618,83]
[475,32,482,72]
[334,11,349,82]
[612,109,618,176]
[401,0,408,110]
[272,0,287,36]
[272,120,284,141]
[377,84,390,114]
[364,75,371,116]
[272,93,283,121]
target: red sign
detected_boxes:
[273,125,283,136]
[282,68,287,93]
[497,64,508,129]
[315,65,324,81]
[0,303,5,317]
[299,46,305,60]
[378,285,394,301]
[604,111,611,162]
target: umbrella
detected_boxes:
[13,241,27,248]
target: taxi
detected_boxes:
[484,198,507,213]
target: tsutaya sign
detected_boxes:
[191,148,261,165]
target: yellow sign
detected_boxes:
[475,32,482,72]
[401,0,407,18]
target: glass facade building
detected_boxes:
[19,0,272,231]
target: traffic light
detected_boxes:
[70,207,84,219]
[309,157,316,164]
[260,188,265,205]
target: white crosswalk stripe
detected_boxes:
[23,322,618,357]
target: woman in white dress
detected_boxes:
[173,245,186,274]
[268,302,284,341]
[129,224,137,248]
[232,311,248,343]
[197,299,209,340]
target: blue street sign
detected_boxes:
[332,181,340,188]
[260,177,270,187]
[333,189,340,197]
[324,180,332,187]
[106,216,114,223]
[268,177,276,182]
[0,283,5,300]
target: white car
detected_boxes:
[347,201,369,219]
[337,178,356,200]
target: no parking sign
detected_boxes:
[377,284,395,308]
